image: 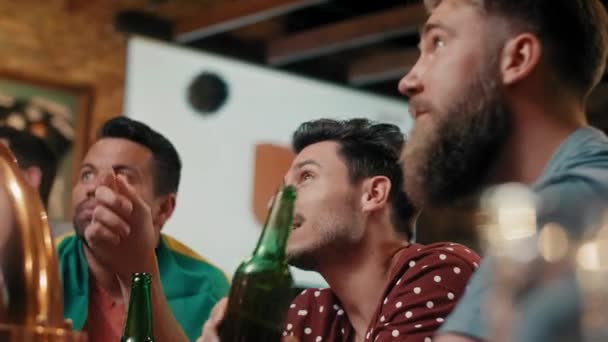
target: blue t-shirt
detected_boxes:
[439,126,608,340]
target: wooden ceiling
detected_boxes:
[110,0,430,98]
[111,0,608,128]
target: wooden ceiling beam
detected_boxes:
[176,0,327,43]
[348,48,419,86]
[266,3,426,66]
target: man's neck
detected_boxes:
[316,221,409,340]
[488,100,585,185]
[83,246,124,303]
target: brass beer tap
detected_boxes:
[0,143,85,341]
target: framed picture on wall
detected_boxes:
[0,73,94,222]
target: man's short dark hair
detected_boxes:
[292,118,415,238]
[98,117,181,195]
[425,0,608,98]
[0,126,58,206]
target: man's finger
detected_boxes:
[115,175,150,216]
[95,185,133,219]
[98,170,117,189]
[210,297,228,323]
[85,220,121,247]
[92,205,131,238]
[200,320,220,342]
[198,298,228,342]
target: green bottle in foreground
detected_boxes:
[219,185,297,342]
[121,272,154,342]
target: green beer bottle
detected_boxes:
[219,185,297,342]
[121,272,154,342]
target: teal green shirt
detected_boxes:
[57,233,230,341]
[439,126,608,340]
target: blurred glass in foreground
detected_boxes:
[575,218,608,342]
[479,183,608,342]
[478,183,542,342]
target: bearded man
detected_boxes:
[398,0,608,341]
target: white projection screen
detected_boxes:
[125,36,412,287]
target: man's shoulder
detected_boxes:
[55,232,78,255]
[533,128,608,236]
[288,288,340,321]
[285,288,341,338]
[564,126,608,154]
[398,242,481,271]
[367,243,481,341]
[160,234,230,284]
[290,288,335,307]
[544,126,608,179]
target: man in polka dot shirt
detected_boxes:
[283,244,478,342]
[199,118,480,342]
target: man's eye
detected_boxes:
[116,170,134,183]
[301,172,314,182]
[80,170,94,182]
[433,36,445,49]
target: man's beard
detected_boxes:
[72,200,94,242]
[287,244,318,271]
[287,201,363,271]
[287,221,361,271]
[72,217,90,247]
[403,62,511,208]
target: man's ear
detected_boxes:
[22,166,43,192]
[361,176,391,213]
[500,33,542,86]
[153,193,176,231]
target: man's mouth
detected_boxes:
[75,204,96,227]
[409,108,430,119]
[414,111,429,119]
[79,207,95,220]
[408,99,433,119]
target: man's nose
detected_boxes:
[398,67,424,99]
[85,169,116,196]
[97,170,117,189]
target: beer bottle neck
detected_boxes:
[252,187,296,261]
[122,273,154,341]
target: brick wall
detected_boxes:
[0,0,127,145]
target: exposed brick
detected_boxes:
[0,0,127,148]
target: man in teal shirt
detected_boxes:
[398,0,608,341]
[58,117,229,341]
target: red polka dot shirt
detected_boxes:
[283,243,480,341]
